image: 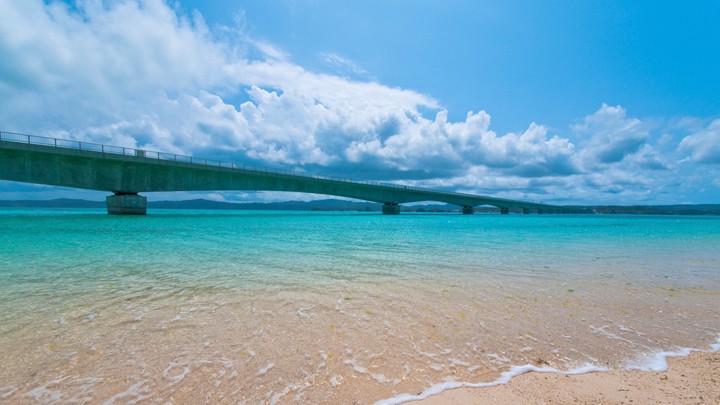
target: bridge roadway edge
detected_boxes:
[0,139,567,215]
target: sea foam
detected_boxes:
[376,336,720,405]
[375,363,607,405]
[625,336,720,372]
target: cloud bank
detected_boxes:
[0,0,718,204]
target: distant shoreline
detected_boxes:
[1,198,720,214]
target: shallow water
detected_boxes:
[0,209,718,404]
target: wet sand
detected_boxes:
[411,350,720,405]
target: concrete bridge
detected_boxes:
[0,131,568,215]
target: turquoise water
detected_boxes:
[1,209,719,403]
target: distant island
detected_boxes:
[1,198,719,215]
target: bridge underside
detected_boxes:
[101,196,558,216]
[0,138,568,215]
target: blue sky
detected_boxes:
[1,0,719,204]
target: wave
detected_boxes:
[376,336,720,405]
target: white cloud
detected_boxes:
[572,104,649,167]
[0,0,227,129]
[321,52,369,77]
[679,119,720,164]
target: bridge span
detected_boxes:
[0,131,568,215]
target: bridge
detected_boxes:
[0,131,569,215]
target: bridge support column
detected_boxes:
[382,203,401,215]
[500,207,509,215]
[107,193,147,215]
[462,206,474,215]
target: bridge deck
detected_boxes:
[0,131,566,215]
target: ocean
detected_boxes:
[0,209,718,404]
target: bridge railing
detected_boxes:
[0,130,529,204]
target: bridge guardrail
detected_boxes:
[1,130,488,199]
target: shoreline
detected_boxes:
[402,349,720,405]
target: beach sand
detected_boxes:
[410,350,719,405]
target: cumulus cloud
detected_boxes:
[0,0,227,125]
[679,119,720,164]
[0,0,718,204]
[572,104,649,167]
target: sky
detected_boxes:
[1,0,719,205]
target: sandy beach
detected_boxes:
[411,350,719,405]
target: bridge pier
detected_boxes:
[500,207,509,215]
[462,206,474,215]
[107,193,147,215]
[382,203,401,215]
